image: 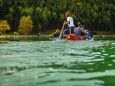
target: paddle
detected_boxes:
[58,22,65,40]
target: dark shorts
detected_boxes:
[64,27,74,34]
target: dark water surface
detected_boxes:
[0,40,115,86]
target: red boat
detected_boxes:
[66,34,86,41]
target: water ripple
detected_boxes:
[0,40,115,86]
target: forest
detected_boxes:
[0,0,115,34]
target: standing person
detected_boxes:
[63,12,75,35]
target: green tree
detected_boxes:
[22,7,34,16]
[0,0,2,6]
[0,0,115,34]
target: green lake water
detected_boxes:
[0,40,115,86]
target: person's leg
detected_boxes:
[69,27,72,34]
[64,29,69,35]
[69,27,74,34]
[71,27,74,34]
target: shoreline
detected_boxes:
[0,35,49,41]
[93,35,115,40]
[0,35,115,41]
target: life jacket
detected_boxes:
[86,33,92,39]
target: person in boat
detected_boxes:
[62,12,75,37]
[84,30,92,39]
[74,22,92,39]
[74,21,85,36]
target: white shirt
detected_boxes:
[67,17,74,27]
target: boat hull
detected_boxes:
[66,34,86,41]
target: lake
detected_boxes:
[0,40,115,86]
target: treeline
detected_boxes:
[0,0,115,34]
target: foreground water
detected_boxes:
[0,40,115,86]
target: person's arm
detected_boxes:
[64,21,69,25]
[74,27,77,33]
[64,17,70,25]
[81,28,86,34]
